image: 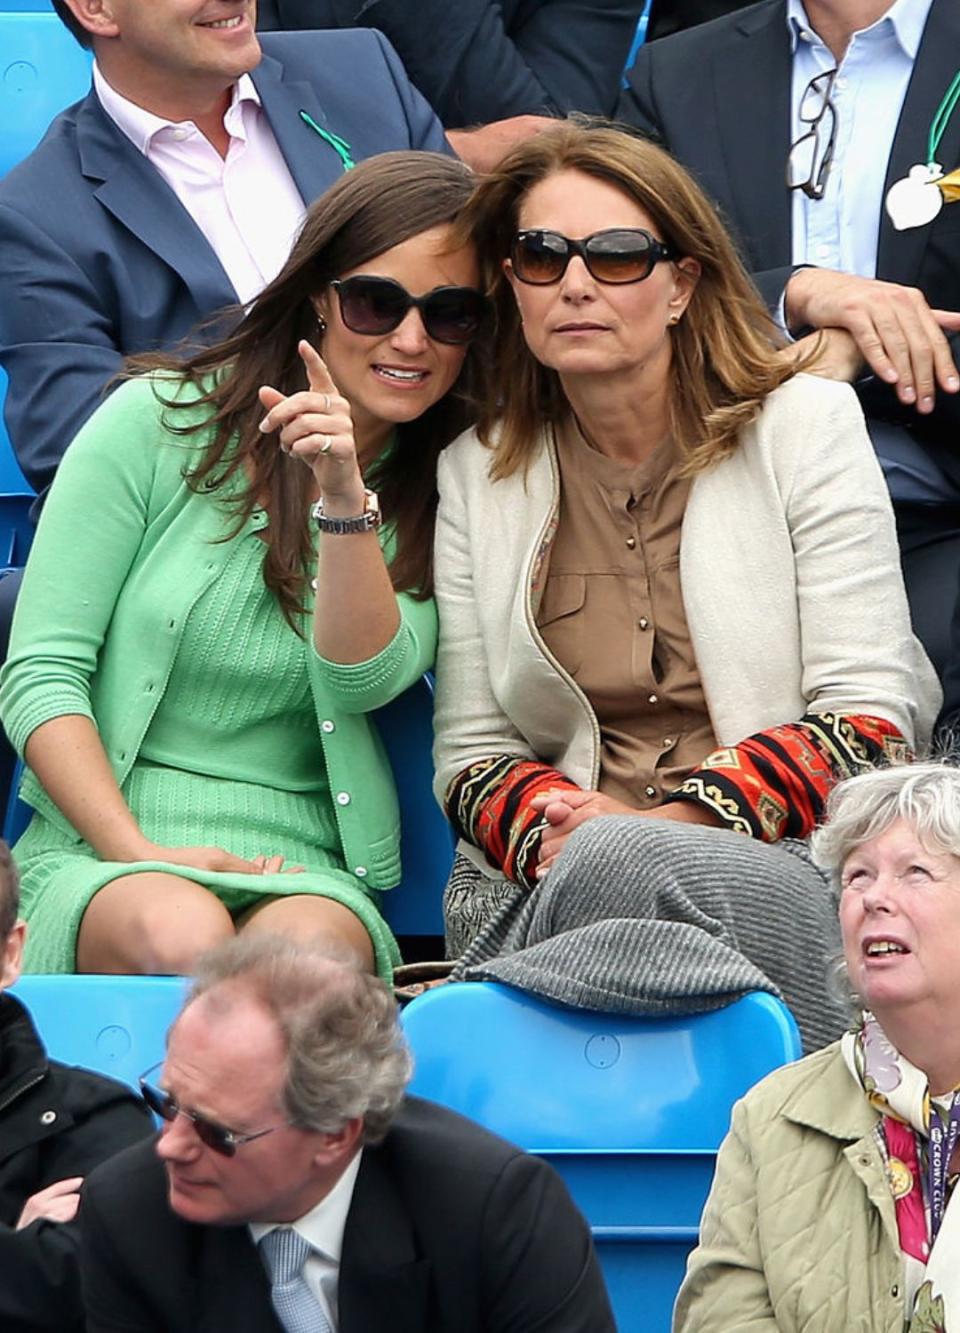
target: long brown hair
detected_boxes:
[455,122,800,479]
[129,151,482,623]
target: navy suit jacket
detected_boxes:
[80,1096,616,1333]
[258,0,640,126]
[618,0,960,481]
[0,29,449,497]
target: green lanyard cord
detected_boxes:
[928,71,960,167]
[298,111,356,171]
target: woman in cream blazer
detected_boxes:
[431,125,939,1048]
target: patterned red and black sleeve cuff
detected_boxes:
[662,712,912,841]
[445,755,581,889]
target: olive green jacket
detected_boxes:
[0,376,436,890]
[674,1041,907,1333]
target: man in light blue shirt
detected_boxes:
[620,0,960,674]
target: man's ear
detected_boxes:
[1,921,26,991]
[61,0,121,42]
[311,1116,364,1169]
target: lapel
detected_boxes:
[75,90,238,316]
[337,1147,432,1333]
[251,50,354,204]
[711,1,793,269]
[877,0,960,284]
[783,1046,901,1253]
[196,1224,283,1333]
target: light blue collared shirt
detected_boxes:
[787,0,959,504]
[788,0,932,278]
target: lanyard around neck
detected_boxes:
[927,72,960,168]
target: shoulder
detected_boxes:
[260,26,392,71]
[84,1136,169,1213]
[758,373,863,427]
[733,1041,859,1136]
[380,1095,528,1171]
[0,98,87,209]
[635,0,773,71]
[737,375,872,477]
[438,423,551,490]
[44,1059,147,1121]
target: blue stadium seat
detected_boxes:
[0,9,92,178]
[12,973,187,1090]
[374,674,454,939]
[402,981,802,1333]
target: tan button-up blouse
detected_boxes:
[536,414,717,806]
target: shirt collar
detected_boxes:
[92,64,261,154]
[249,1148,362,1263]
[786,0,932,59]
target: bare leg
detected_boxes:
[239,894,375,972]
[77,873,235,974]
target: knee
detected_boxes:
[130,893,234,974]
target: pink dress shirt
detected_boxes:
[93,64,306,305]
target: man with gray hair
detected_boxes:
[79,934,615,1331]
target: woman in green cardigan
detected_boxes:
[0,151,488,978]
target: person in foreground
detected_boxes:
[79,933,616,1331]
[674,762,960,1332]
[0,841,152,1329]
[433,123,940,1051]
[0,151,488,979]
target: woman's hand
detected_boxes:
[532,788,722,877]
[258,340,365,507]
[532,789,637,878]
[136,844,304,875]
[16,1177,83,1229]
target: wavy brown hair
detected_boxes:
[455,122,802,479]
[129,151,482,625]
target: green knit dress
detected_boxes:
[14,508,401,978]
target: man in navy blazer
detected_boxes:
[618,0,960,672]
[79,935,615,1332]
[0,0,449,501]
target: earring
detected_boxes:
[317,315,326,335]
[668,313,681,326]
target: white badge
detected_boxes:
[886,162,944,231]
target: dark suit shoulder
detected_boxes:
[380,1096,528,1174]
[258,26,396,75]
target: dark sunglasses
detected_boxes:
[510,228,678,285]
[329,275,490,345]
[139,1064,282,1157]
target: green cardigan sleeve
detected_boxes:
[309,588,437,715]
[0,377,177,756]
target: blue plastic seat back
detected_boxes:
[373,674,454,937]
[0,10,92,178]
[12,974,187,1090]
[403,982,801,1149]
[402,982,801,1333]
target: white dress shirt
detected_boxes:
[249,1150,363,1331]
[93,64,305,305]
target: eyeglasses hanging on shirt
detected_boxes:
[786,68,839,200]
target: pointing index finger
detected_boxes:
[298,339,337,396]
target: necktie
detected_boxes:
[258,1227,333,1333]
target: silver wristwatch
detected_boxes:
[311,489,382,534]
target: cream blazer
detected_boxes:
[432,375,940,814]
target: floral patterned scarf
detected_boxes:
[843,1012,960,1332]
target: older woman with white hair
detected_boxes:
[675,761,960,1332]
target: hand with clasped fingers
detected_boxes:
[532,788,722,878]
[784,268,960,413]
[258,339,366,512]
